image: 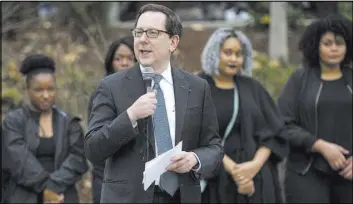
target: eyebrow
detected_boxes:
[222,48,243,51]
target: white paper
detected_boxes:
[143,141,183,190]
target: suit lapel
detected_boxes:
[123,64,156,155]
[123,64,145,103]
[172,67,189,145]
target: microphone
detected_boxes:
[141,67,154,162]
[141,67,154,93]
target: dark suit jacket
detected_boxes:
[85,64,223,203]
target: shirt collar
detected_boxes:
[139,62,173,85]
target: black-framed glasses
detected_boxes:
[131,28,170,38]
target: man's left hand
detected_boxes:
[167,152,198,173]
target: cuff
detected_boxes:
[304,137,317,153]
[191,152,201,172]
[45,178,64,194]
[131,120,138,128]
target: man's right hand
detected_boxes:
[127,92,157,121]
[313,139,349,171]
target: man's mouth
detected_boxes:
[140,50,152,55]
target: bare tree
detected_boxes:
[2,2,39,39]
[269,2,288,62]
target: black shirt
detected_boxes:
[210,86,242,160]
[36,136,56,173]
[313,77,352,174]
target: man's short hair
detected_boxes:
[134,3,183,38]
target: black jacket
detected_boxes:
[198,72,288,203]
[2,105,89,203]
[277,67,352,175]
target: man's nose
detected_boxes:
[139,32,149,42]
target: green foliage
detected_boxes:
[1,26,104,129]
[252,51,296,100]
[339,2,353,21]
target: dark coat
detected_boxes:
[2,105,89,203]
[85,64,223,203]
[87,37,135,203]
[198,72,288,203]
[277,67,352,175]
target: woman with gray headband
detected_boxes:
[197,28,287,203]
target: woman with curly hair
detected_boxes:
[278,15,352,203]
[198,28,288,203]
[2,54,88,203]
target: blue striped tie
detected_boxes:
[153,74,178,196]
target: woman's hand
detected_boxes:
[236,179,255,196]
[313,139,349,170]
[223,154,256,196]
[231,160,262,183]
[43,189,64,204]
[339,156,352,180]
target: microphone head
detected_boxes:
[142,67,155,80]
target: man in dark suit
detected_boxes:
[85,3,223,203]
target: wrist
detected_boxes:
[223,155,236,172]
[312,139,326,153]
[190,152,200,169]
[251,159,264,170]
[127,107,137,121]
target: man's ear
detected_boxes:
[169,35,180,53]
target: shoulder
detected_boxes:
[101,70,127,86]
[105,70,127,82]
[237,76,274,99]
[178,68,209,88]
[3,107,26,126]
[289,67,310,82]
[237,75,264,89]
[195,71,208,79]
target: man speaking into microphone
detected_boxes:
[85,3,223,203]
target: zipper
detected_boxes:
[347,84,352,94]
[300,82,323,175]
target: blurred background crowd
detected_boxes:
[2,1,352,203]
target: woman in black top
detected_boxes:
[2,54,88,203]
[88,36,136,204]
[278,15,352,203]
[198,28,288,203]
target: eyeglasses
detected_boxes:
[131,28,170,38]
